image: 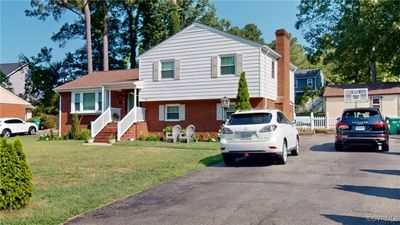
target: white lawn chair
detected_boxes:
[179,125,196,143]
[165,125,181,143]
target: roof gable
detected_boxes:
[138,23,281,59]
[0,63,26,76]
[0,86,31,105]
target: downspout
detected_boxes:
[58,94,62,137]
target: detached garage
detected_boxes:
[324,82,400,119]
[0,86,33,120]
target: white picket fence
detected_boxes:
[295,112,337,130]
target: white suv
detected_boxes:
[220,109,299,165]
[0,118,38,137]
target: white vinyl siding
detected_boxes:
[260,51,277,100]
[71,92,102,113]
[139,25,261,101]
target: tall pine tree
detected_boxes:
[235,72,252,110]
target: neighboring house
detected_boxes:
[323,82,400,119]
[0,63,29,96]
[54,23,296,142]
[0,86,33,120]
[294,69,325,98]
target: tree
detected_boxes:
[83,0,93,73]
[235,72,252,110]
[20,47,73,114]
[0,71,13,92]
[296,0,400,83]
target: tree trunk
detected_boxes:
[83,0,93,73]
[126,2,139,68]
[103,0,109,71]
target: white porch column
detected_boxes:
[133,88,137,108]
[101,86,105,113]
[108,90,111,108]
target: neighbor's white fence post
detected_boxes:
[310,112,314,130]
[325,112,329,129]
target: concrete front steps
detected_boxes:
[94,122,117,143]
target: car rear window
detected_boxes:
[227,113,272,125]
[341,110,382,122]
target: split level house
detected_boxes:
[54,23,296,142]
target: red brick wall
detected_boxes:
[121,121,148,140]
[60,92,98,135]
[142,97,269,139]
[275,29,292,120]
[0,103,26,120]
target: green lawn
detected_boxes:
[0,136,221,225]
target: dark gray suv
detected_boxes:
[335,108,389,151]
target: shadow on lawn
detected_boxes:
[199,154,223,167]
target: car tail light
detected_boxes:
[221,127,233,134]
[373,121,386,130]
[259,125,277,133]
[336,122,349,130]
[269,146,277,149]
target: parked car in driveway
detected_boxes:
[0,118,38,137]
[220,109,299,165]
[335,108,389,151]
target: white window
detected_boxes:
[216,103,236,120]
[271,60,276,79]
[161,61,174,79]
[295,79,298,89]
[220,55,236,75]
[371,97,381,109]
[307,79,313,88]
[72,92,102,113]
[165,104,180,121]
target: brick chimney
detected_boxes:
[274,29,292,120]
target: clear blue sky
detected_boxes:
[0,0,305,64]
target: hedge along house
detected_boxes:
[54,23,296,142]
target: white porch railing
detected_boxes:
[91,107,112,138]
[117,107,146,141]
[295,112,337,130]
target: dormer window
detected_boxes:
[161,61,175,79]
[220,55,236,75]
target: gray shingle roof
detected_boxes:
[295,69,322,78]
[0,63,22,76]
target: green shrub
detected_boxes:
[145,134,161,141]
[69,114,79,140]
[0,137,33,210]
[139,131,145,141]
[192,133,202,142]
[38,130,61,141]
[79,129,91,141]
[41,115,57,129]
[162,126,173,134]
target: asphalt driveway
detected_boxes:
[66,134,400,225]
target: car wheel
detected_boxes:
[222,154,236,166]
[278,140,288,165]
[291,137,299,156]
[382,143,389,152]
[335,143,343,151]
[2,129,11,138]
[28,126,37,135]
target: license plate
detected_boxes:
[355,126,365,131]
[240,132,252,140]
